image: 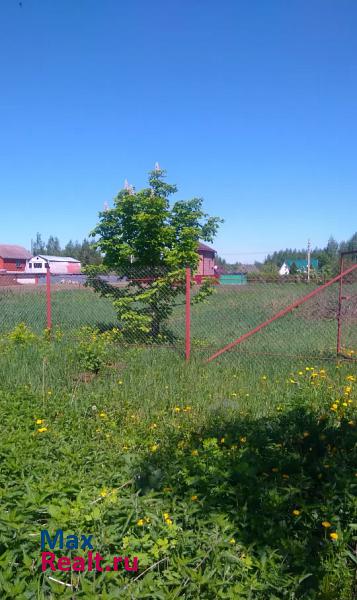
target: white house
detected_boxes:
[279,262,290,276]
[26,255,81,275]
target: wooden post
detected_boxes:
[185,267,191,361]
[46,267,52,330]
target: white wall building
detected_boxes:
[26,255,81,275]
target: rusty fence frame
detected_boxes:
[205,260,357,363]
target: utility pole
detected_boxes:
[307,239,311,283]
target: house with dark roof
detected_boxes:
[0,244,32,272]
[198,242,216,276]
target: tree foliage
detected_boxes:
[87,168,222,341]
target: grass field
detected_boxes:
[0,321,356,599]
[0,280,351,360]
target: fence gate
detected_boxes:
[203,259,357,363]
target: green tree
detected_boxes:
[88,167,222,341]
[32,233,46,255]
[289,261,298,275]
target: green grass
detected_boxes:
[0,327,356,599]
[0,282,347,360]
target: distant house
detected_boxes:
[26,255,81,275]
[0,244,31,272]
[198,242,216,276]
[279,259,319,276]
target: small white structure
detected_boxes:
[279,262,290,276]
[26,255,81,275]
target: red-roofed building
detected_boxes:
[197,242,217,278]
[0,245,31,272]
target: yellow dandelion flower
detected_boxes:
[220,438,225,444]
[191,495,198,501]
[149,423,157,429]
[99,412,107,418]
[229,538,236,544]
[298,371,303,375]
[137,518,145,526]
[37,427,48,433]
[329,532,338,540]
[174,407,181,413]
[183,406,192,412]
[165,518,173,526]
[36,419,45,425]
[321,521,331,528]
[163,512,170,519]
[150,444,159,453]
[191,449,198,456]
[240,436,247,443]
[346,375,356,382]
[261,375,267,380]
[331,403,338,411]
[292,509,301,516]
[100,488,108,497]
[47,390,52,396]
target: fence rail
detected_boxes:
[0,258,356,362]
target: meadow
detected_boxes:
[0,318,356,599]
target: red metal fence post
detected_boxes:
[185,267,191,361]
[336,254,344,355]
[46,267,52,330]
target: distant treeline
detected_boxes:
[217,232,357,277]
[31,233,102,266]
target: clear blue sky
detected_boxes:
[0,0,356,262]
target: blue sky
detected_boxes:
[0,0,356,262]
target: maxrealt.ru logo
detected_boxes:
[41,530,138,573]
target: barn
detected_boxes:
[0,244,32,271]
[198,242,216,276]
[26,255,81,275]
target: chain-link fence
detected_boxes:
[0,260,356,362]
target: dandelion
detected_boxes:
[149,423,157,430]
[330,403,338,411]
[100,488,108,497]
[220,438,225,444]
[289,379,297,384]
[298,371,303,375]
[240,436,247,443]
[329,532,338,540]
[165,518,173,526]
[36,419,45,425]
[191,495,198,501]
[37,427,48,433]
[261,375,267,380]
[229,538,236,544]
[118,380,123,385]
[183,406,192,412]
[191,449,198,457]
[137,518,145,526]
[150,444,159,453]
[47,390,52,396]
[174,407,181,413]
[346,375,356,382]
[321,521,331,528]
[99,412,107,418]
[292,509,301,516]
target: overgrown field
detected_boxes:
[0,325,356,599]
